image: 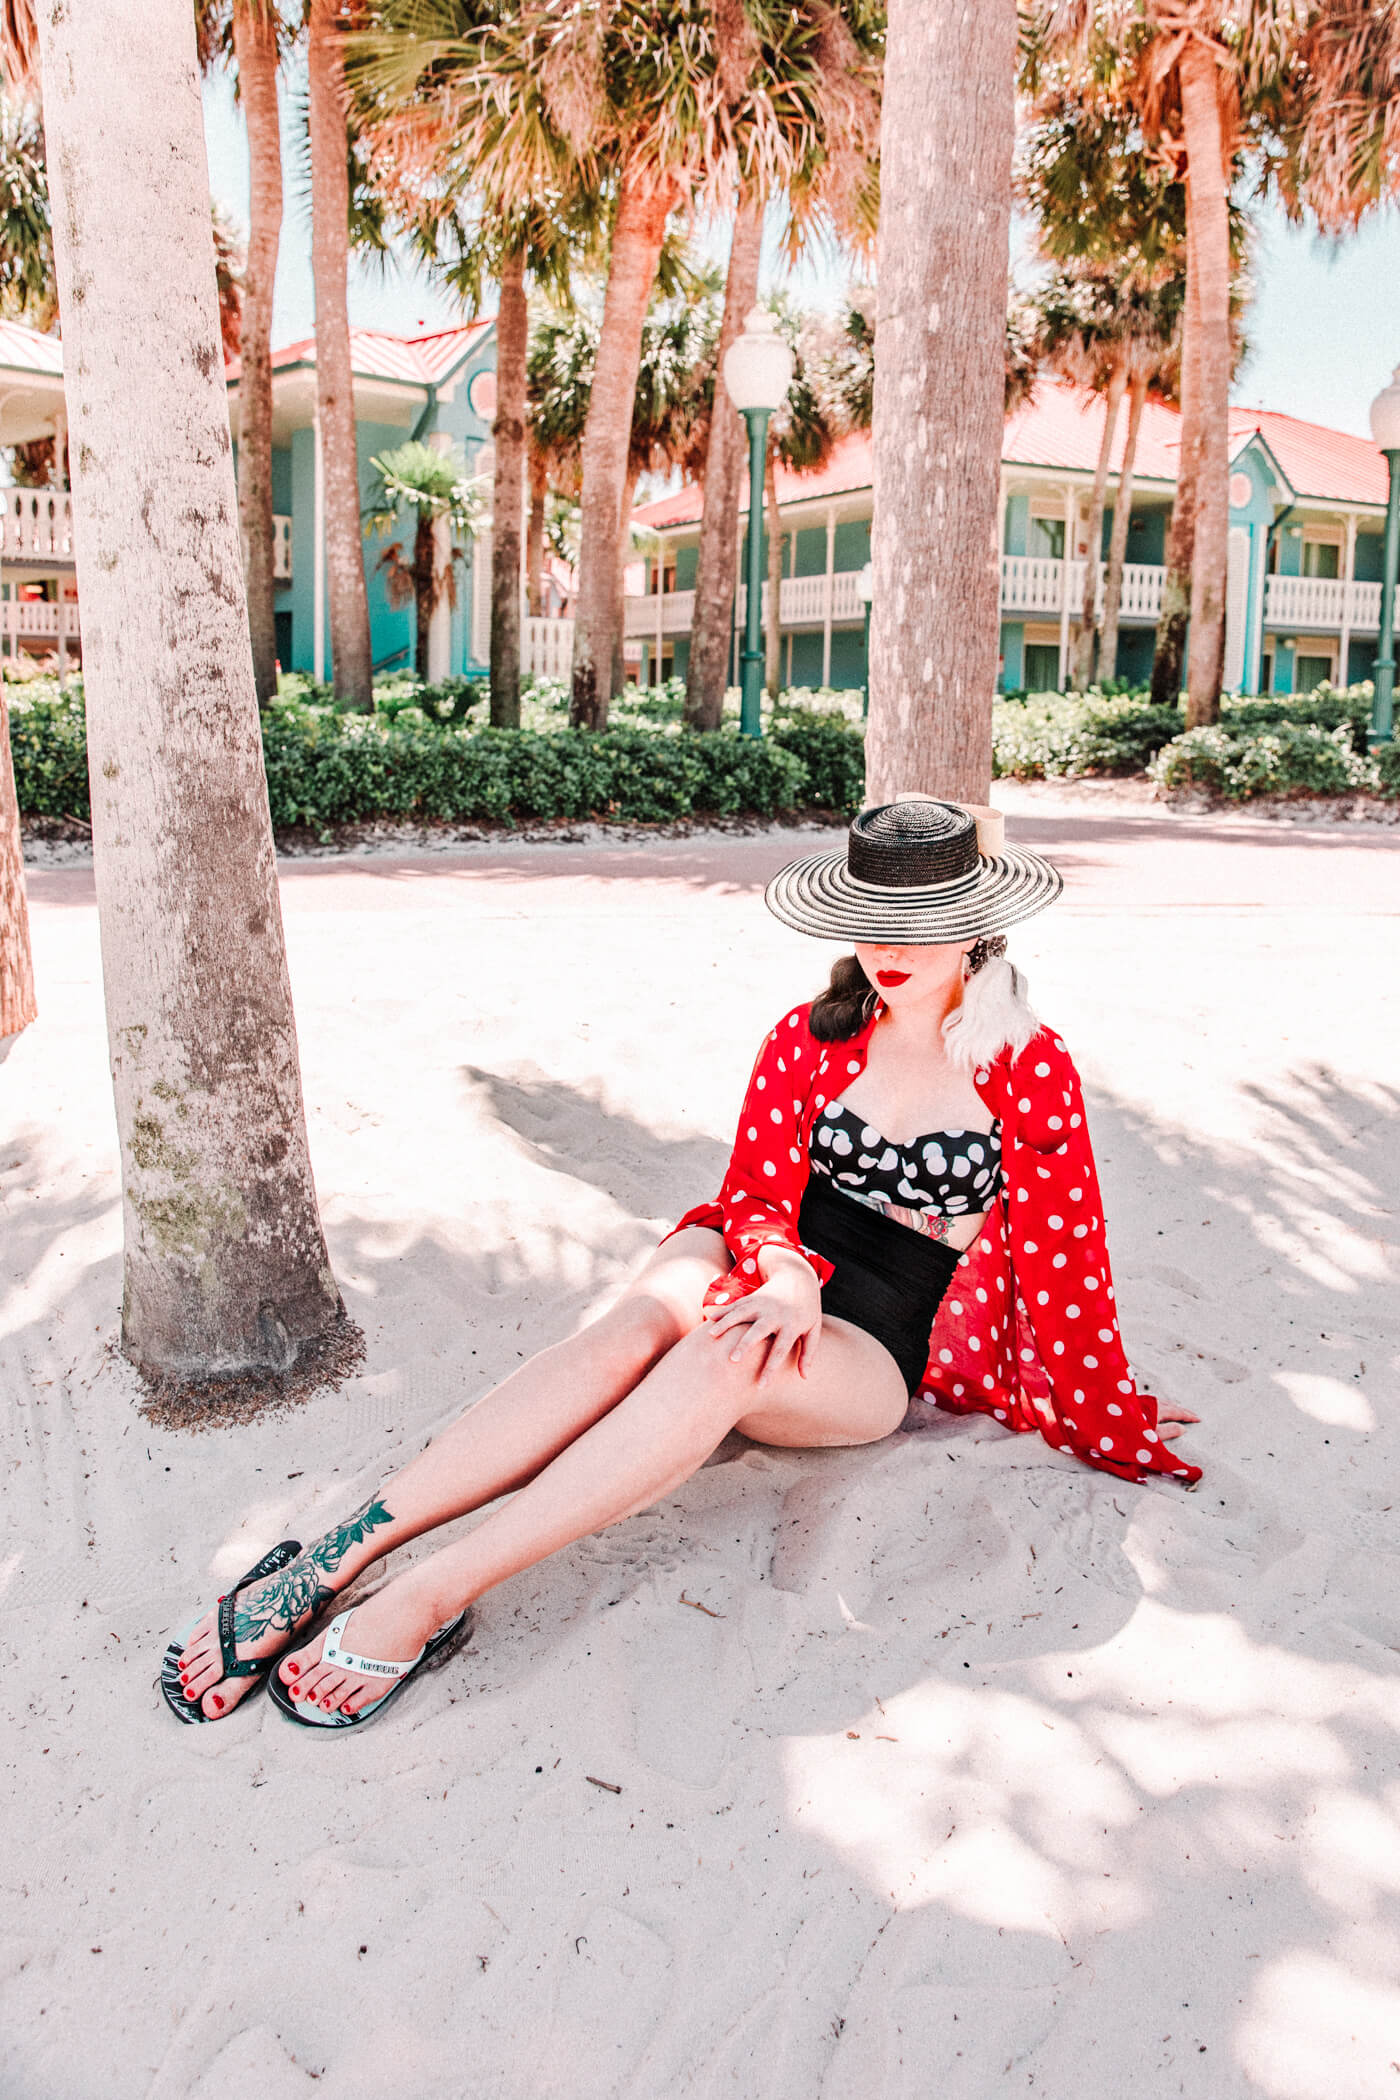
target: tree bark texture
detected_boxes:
[0,687,37,1039]
[36,0,345,1379]
[1180,37,1231,729]
[866,0,1017,806]
[764,436,785,698]
[1098,370,1147,686]
[1151,249,1199,707]
[490,245,527,728]
[569,165,678,729]
[1072,360,1125,693]
[611,466,639,700]
[526,442,547,618]
[231,0,282,708]
[413,509,435,676]
[307,0,373,710]
[683,189,765,730]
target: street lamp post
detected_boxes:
[856,560,873,719]
[1368,366,1400,744]
[722,309,794,738]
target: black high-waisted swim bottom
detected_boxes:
[797,1173,960,1396]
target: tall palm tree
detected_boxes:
[1036,1,1303,725]
[866,0,1019,806]
[28,0,348,1381]
[306,0,374,708]
[227,0,286,706]
[0,83,53,325]
[348,3,590,726]
[684,7,881,730]
[363,438,484,674]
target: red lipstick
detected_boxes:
[875,969,910,987]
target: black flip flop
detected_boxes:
[267,1604,473,1731]
[159,1539,303,1724]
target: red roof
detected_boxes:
[226,321,493,390]
[0,317,64,378]
[634,377,1392,528]
[1226,405,1390,506]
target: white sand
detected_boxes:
[3,806,1400,2099]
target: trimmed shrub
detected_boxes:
[1149,720,1381,800]
[992,690,1185,779]
[7,687,91,818]
[769,708,866,811]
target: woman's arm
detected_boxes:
[672,1009,834,1301]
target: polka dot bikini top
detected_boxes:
[809,1099,1003,1229]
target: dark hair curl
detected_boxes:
[807,938,1008,1042]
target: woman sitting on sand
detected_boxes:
[164,798,1201,1732]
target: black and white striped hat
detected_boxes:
[764,796,1063,943]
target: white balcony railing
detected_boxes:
[625,558,1166,642]
[522,615,575,680]
[1262,572,1400,634]
[273,514,292,581]
[1,596,80,652]
[999,555,1164,622]
[2,487,75,563]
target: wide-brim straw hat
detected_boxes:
[764,794,1063,943]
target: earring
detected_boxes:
[965,935,1006,977]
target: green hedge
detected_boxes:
[9,687,860,829]
[1149,719,1399,801]
[11,679,1397,826]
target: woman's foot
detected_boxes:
[276,1576,448,1721]
[175,1495,397,1719]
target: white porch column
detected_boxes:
[1057,484,1076,686]
[312,401,326,683]
[821,504,836,686]
[655,546,663,682]
[56,589,67,685]
[53,407,68,487]
[1339,513,1357,686]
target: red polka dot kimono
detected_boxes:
[671,1003,1201,1488]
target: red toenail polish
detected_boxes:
[211,1695,223,1711]
[286,1662,299,1675]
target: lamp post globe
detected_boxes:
[725,310,794,737]
[1369,365,1400,744]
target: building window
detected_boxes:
[1295,652,1334,691]
[1301,536,1341,580]
[1028,513,1065,561]
[1024,642,1061,691]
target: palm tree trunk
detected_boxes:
[764,435,784,699]
[230,0,282,707]
[1151,251,1199,707]
[1179,37,1231,729]
[307,0,373,710]
[413,508,435,677]
[610,467,640,700]
[865,0,1017,805]
[1072,360,1125,691]
[490,243,527,728]
[569,163,678,729]
[0,686,37,1039]
[1098,369,1147,686]
[526,442,547,618]
[35,0,348,1383]
[683,187,765,730]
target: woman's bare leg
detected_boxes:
[281,1312,908,1720]
[175,1229,729,1716]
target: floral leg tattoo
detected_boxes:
[231,1495,396,1647]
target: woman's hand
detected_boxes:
[702,1246,823,1385]
[1155,1404,1200,1444]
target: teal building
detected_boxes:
[226,320,499,681]
[628,378,1399,697]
